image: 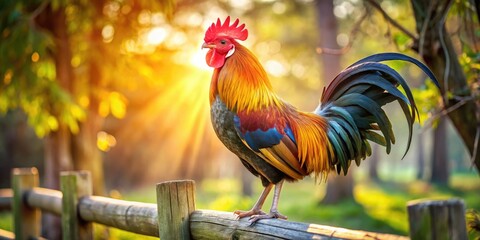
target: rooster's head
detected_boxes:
[202,16,248,68]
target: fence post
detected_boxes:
[12,167,40,240]
[60,171,93,240]
[156,180,195,240]
[407,198,467,240]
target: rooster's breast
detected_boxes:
[210,96,285,185]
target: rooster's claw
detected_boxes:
[248,210,287,225]
[234,209,266,220]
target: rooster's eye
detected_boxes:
[220,40,227,45]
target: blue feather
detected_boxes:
[233,115,284,151]
[284,126,296,144]
[243,128,283,152]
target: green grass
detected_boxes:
[0,212,12,232]
[0,173,479,239]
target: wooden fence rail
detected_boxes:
[27,188,62,215]
[0,168,469,240]
[79,196,158,236]
[0,189,12,211]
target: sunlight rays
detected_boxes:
[108,66,227,182]
[146,70,221,180]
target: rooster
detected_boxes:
[202,17,439,222]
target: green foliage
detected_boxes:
[467,209,480,239]
[392,32,411,51]
[412,80,442,127]
[0,1,85,137]
[459,48,480,100]
[0,0,177,138]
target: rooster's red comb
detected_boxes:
[204,16,248,42]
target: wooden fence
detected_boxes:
[0,168,468,240]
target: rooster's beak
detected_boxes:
[202,43,216,49]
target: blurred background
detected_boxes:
[0,0,479,238]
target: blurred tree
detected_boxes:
[1,0,175,195]
[0,2,78,237]
[241,167,254,196]
[431,116,449,184]
[36,1,75,196]
[0,111,44,187]
[1,5,180,238]
[367,0,480,174]
[416,131,426,179]
[315,0,355,204]
[368,144,380,182]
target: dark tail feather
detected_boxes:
[317,53,438,175]
[348,52,440,89]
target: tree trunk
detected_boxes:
[368,144,380,182]
[71,1,106,195]
[315,0,354,203]
[241,167,254,197]
[430,116,449,184]
[38,1,75,190]
[416,131,426,180]
[44,125,73,190]
[410,0,479,172]
[315,0,341,78]
[0,111,44,188]
[72,111,105,195]
[322,172,354,204]
[38,3,75,239]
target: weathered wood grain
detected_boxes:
[12,168,41,240]
[157,180,196,240]
[25,188,62,215]
[407,198,467,240]
[61,171,93,240]
[190,210,409,240]
[78,196,158,237]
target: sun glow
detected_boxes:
[189,49,211,70]
[105,17,235,183]
[146,27,168,45]
[108,64,230,182]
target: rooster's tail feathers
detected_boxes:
[317,53,438,175]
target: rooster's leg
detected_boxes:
[234,183,273,219]
[249,180,287,223]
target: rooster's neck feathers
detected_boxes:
[210,44,283,113]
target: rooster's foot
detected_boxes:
[248,210,287,224]
[234,209,266,219]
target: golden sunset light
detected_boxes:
[0,1,478,239]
